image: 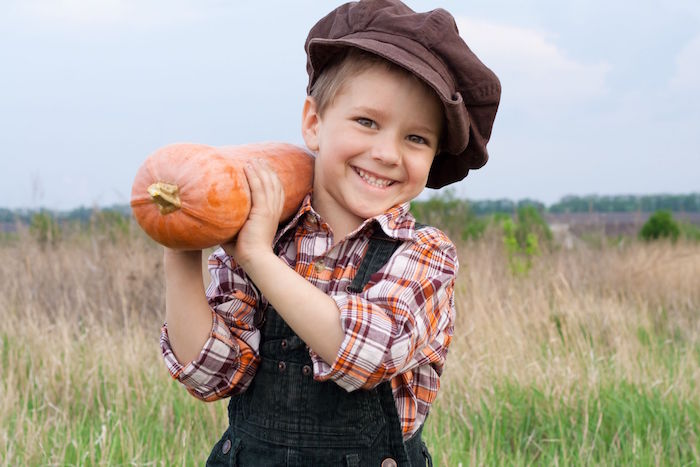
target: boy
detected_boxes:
[161,0,500,465]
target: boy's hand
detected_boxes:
[222,159,285,267]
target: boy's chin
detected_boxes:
[347,201,395,220]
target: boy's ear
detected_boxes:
[301,96,320,152]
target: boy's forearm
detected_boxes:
[241,252,344,366]
[163,249,213,365]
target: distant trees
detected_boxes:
[0,205,131,226]
[412,193,700,218]
[549,194,700,213]
[2,193,698,235]
[0,208,15,223]
[468,198,546,216]
[1,205,132,242]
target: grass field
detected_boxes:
[1,223,699,465]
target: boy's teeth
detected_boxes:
[356,168,392,187]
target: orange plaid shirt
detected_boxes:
[161,194,457,439]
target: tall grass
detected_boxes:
[1,223,699,465]
[429,230,700,464]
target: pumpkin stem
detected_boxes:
[147,182,181,214]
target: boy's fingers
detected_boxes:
[256,160,279,188]
[244,160,284,210]
[249,159,283,196]
[243,163,261,192]
[253,162,273,189]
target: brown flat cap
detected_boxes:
[305,0,501,188]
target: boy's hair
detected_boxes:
[310,47,435,120]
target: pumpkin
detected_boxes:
[130,142,314,249]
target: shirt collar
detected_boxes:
[363,202,416,242]
[273,192,315,244]
[274,192,418,244]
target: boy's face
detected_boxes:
[302,65,443,231]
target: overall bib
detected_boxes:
[206,229,433,466]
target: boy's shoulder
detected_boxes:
[408,223,457,256]
[379,221,459,286]
[373,204,456,254]
[376,213,458,267]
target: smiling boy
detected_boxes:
[161,1,500,465]
[306,60,443,239]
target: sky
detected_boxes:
[1,0,698,210]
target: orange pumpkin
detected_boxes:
[130,142,314,249]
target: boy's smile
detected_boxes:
[353,166,395,188]
[302,65,444,239]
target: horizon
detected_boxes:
[2,191,698,214]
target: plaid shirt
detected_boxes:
[161,194,457,439]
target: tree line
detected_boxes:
[1,193,698,224]
[467,193,700,215]
[421,192,700,216]
[0,205,131,224]
[547,193,700,214]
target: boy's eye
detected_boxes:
[356,118,377,128]
[407,134,428,145]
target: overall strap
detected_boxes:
[347,223,428,466]
[346,227,401,293]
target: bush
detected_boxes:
[515,205,552,248]
[410,194,553,247]
[678,221,700,242]
[30,211,60,246]
[498,207,552,276]
[411,190,484,240]
[90,209,131,240]
[461,217,489,241]
[639,210,680,242]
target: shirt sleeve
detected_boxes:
[160,248,262,401]
[313,227,457,392]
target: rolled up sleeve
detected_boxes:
[159,248,262,401]
[314,228,457,392]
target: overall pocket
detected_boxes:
[238,358,386,447]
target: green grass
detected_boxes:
[3,321,699,465]
[425,381,700,465]
[5,343,699,466]
[2,330,228,464]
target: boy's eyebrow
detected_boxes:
[350,106,440,135]
[350,105,388,120]
[409,122,441,137]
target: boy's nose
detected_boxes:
[369,136,401,166]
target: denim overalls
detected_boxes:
[206,228,433,466]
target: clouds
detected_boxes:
[455,17,611,110]
[6,0,214,29]
[670,34,700,97]
[438,12,699,203]
[19,0,126,24]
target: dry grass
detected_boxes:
[0,228,225,465]
[445,233,700,397]
[1,225,699,465]
[429,232,700,463]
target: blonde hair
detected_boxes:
[310,48,426,116]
